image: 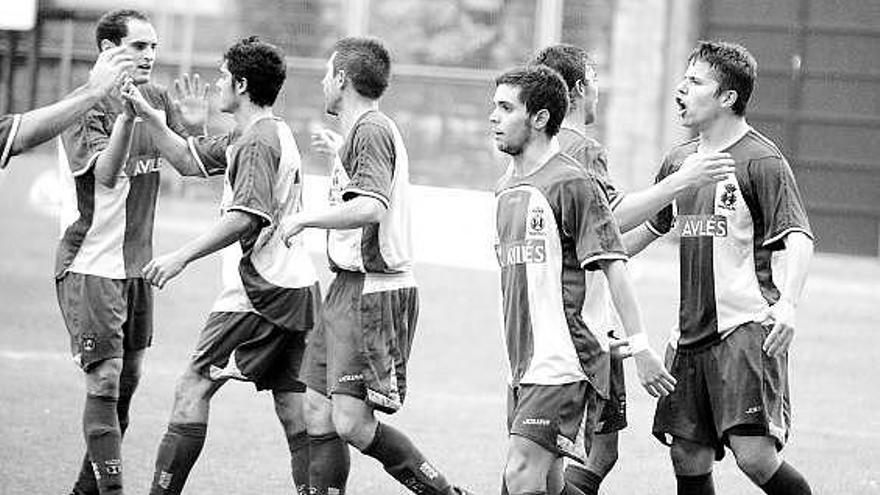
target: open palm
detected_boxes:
[173,73,209,129]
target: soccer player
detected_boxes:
[634,40,814,495]
[0,46,133,170]
[55,9,209,495]
[124,36,319,495]
[531,44,736,495]
[490,64,675,495]
[280,37,470,495]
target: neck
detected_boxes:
[698,114,749,152]
[234,101,274,131]
[512,135,553,177]
[561,113,587,135]
[338,94,379,136]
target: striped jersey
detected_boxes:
[494,142,627,390]
[327,110,413,275]
[56,84,188,279]
[647,128,813,347]
[188,117,318,332]
[558,126,624,347]
[0,114,21,169]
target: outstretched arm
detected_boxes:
[614,152,734,232]
[142,210,259,288]
[281,195,386,246]
[763,231,813,356]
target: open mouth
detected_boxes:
[675,97,687,116]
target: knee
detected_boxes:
[86,359,123,396]
[731,444,779,482]
[273,392,305,432]
[503,450,530,486]
[304,391,334,434]
[670,439,714,475]
[593,446,618,475]
[169,370,212,420]
[331,408,366,445]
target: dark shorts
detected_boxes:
[508,381,600,463]
[192,311,307,392]
[56,272,153,370]
[652,322,790,460]
[595,347,627,435]
[302,270,419,414]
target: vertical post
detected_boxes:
[534,0,564,48]
[2,31,18,113]
[345,0,371,36]
[27,16,41,108]
[58,17,74,98]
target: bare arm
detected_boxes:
[281,195,386,245]
[601,259,676,397]
[142,210,259,288]
[763,231,814,356]
[93,108,137,188]
[10,47,133,158]
[623,223,662,256]
[614,152,735,232]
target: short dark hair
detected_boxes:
[332,37,391,100]
[95,9,150,50]
[688,40,757,116]
[532,44,592,94]
[495,65,568,137]
[224,36,287,107]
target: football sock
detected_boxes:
[286,429,310,495]
[361,422,454,495]
[676,473,716,495]
[149,422,207,495]
[83,394,123,495]
[116,371,139,435]
[308,432,350,495]
[564,464,602,495]
[759,462,812,495]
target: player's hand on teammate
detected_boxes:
[609,336,631,359]
[675,151,736,189]
[281,215,307,248]
[86,46,135,98]
[120,81,162,124]
[632,347,676,398]
[142,252,188,289]
[311,128,343,156]
[173,73,210,130]
[763,299,796,357]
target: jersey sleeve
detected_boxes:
[342,122,395,208]
[747,155,813,249]
[646,154,677,236]
[187,133,231,177]
[59,107,113,177]
[0,114,21,169]
[587,148,624,210]
[226,140,278,225]
[560,175,628,271]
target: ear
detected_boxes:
[573,79,586,99]
[99,39,117,52]
[531,108,551,131]
[335,69,346,89]
[235,77,248,96]
[719,89,739,111]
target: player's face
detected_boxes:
[216,62,238,113]
[675,59,725,130]
[582,63,599,125]
[322,52,343,116]
[490,84,533,156]
[117,19,158,85]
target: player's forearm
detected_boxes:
[11,87,103,156]
[176,210,258,265]
[778,231,813,307]
[301,195,386,230]
[613,179,679,232]
[602,259,648,339]
[94,114,136,188]
[623,224,661,256]
[144,119,203,176]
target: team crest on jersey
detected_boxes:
[81,334,96,352]
[527,207,546,235]
[718,183,738,211]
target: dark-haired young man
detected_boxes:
[490,64,674,495]
[532,44,735,495]
[634,40,814,495]
[56,9,209,495]
[122,37,320,495]
[0,47,133,171]
[280,36,470,495]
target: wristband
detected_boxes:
[628,333,649,355]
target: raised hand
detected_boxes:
[311,128,343,157]
[675,151,736,190]
[86,46,135,98]
[172,73,209,129]
[120,81,162,124]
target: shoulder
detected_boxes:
[736,129,786,163]
[665,137,699,163]
[353,112,395,140]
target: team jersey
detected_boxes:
[56,84,189,279]
[0,114,21,169]
[189,116,318,331]
[327,110,413,275]
[494,141,627,390]
[557,125,622,348]
[647,127,813,347]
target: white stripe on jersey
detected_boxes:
[0,114,21,168]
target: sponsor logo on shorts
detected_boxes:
[522,417,551,427]
[746,405,763,414]
[104,458,121,475]
[81,334,96,352]
[158,470,173,489]
[677,215,728,237]
[419,461,440,480]
[338,373,364,383]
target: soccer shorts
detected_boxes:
[191,311,307,392]
[302,270,419,414]
[652,321,790,459]
[56,272,153,370]
[508,381,600,463]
